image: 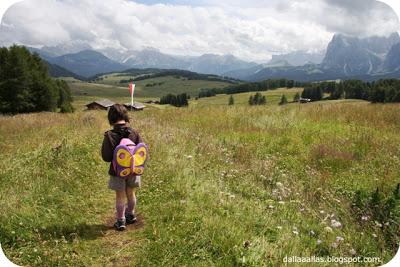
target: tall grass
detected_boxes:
[0,100,399,266]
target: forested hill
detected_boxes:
[129,69,240,83]
[89,69,241,84]
[46,61,84,81]
[0,46,74,114]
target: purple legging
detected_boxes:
[116,202,125,220]
[116,194,136,219]
[125,195,136,215]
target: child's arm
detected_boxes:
[101,132,114,162]
[137,131,144,144]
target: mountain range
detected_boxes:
[30,46,259,78]
[28,32,400,81]
[228,33,400,82]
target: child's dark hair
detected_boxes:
[108,104,130,125]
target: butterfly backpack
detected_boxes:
[113,138,149,178]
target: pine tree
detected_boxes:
[279,95,288,105]
[260,95,266,105]
[254,92,261,104]
[160,93,188,107]
[0,45,73,114]
[248,95,254,106]
[228,95,234,105]
[56,80,74,113]
[249,93,266,105]
[293,92,300,102]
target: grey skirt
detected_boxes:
[108,175,141,191]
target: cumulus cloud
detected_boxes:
[0,0,398,62]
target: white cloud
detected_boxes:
[0,0,398,62]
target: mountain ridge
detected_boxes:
[227,32,400,82]
[28,32,400,82]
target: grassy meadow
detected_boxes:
[0,89,400,266]
[81,74,233,99]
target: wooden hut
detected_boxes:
[299,98,311,103]
[86,99,115,110]
[123,102,146,111]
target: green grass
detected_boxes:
[89,74,232,98]
[193,88,304,107]
[1,98,399,266]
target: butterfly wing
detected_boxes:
[115,146,132,168]
[133,144,148,167]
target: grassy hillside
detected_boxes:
[1,99,399,266]
[194,88,303,107]
[89,73,233,98]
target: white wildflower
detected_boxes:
[276,182,283,188]
[292,230,299,235]
[336,236,344,242]
[361,215,369,221]
[324,226,333,233]
[375,221,383,228]
[331,242,338,249]
[186,155,193,159]
[317,239,322,245]
[268,205,274,209]
[276,226,282,230]
[350,249,356,255]
[331,219,342,228]
[320,210,325,214]
[372,233,377,238]
[310,230,315,236]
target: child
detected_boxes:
[101,104,143,231]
